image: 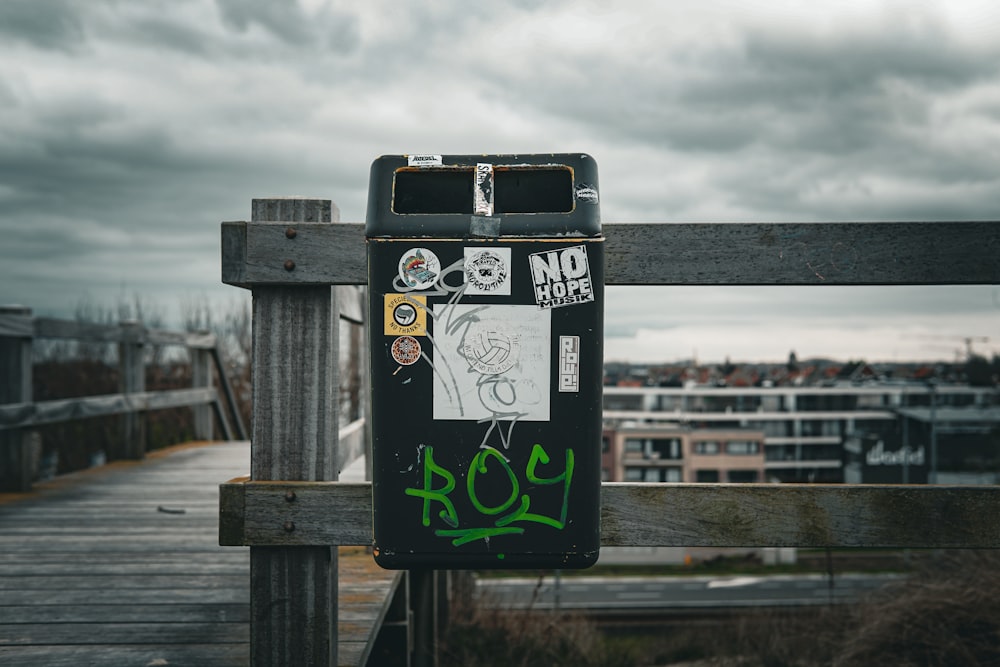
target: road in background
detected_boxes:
[477,573,903,611]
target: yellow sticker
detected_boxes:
[384,294,427,336]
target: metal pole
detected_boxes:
[902,386,909,484]
[929,381,938,484]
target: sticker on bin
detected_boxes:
[529,245,594,309]
[398,248,441,291]
[474,163,494,217]
[432,304,551,422]
[390,336,422,366]
[384,294,427,336]
[464,247,511,296]
[559,336,580,392]
[407,154,442,167]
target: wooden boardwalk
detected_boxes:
[0,441,396,666]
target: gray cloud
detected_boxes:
[0,0,87,51]
[215,0,360,54]
[468,6,1000,222]
[1,1,998,360]
[216,0,311,43]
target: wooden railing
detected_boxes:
[218,202,1000,667]
[0,309,248,491]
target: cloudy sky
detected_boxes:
[2,0,999,363]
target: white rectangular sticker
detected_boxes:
[464,247,512,296]
[558,336,580,392]
[407,154,442,166]
[529,245,594,309]
[432,304,550,422]
[474,163,494,216]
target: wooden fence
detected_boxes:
[218,201,1000,667]
[0,309,248,491]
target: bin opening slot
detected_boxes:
[393,167,574,215]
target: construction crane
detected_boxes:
[903,334,991,361]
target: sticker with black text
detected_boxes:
[464,247,512,296]
[384,294,427,336]
[558,336,580,392]
[407,154,442,166]
[529,245,594,309]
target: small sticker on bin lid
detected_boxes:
[407,154,442,167]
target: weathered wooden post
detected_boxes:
[248,197,341,666]
[118,320,146,459]
[0,305,34,491]
[191,333,213,440]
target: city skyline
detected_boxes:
[2,1,998,363]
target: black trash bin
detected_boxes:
[366,153,604,569]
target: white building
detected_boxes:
[603,382,997,483]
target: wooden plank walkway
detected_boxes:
[0,441,396,666]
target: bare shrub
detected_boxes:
[732,551,1000,667]
[441,575,638,667]
[833,551,1000,667]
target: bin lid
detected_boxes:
[365,153,600,238]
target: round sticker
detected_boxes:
[393,302,418,327]
[465,249,508,293]
[461,323,519,375]
[391,335,422,366]
[398,248,441,290]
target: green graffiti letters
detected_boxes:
[467,447,519,515]
[404,443,574,547]
[496,444,575,530]
[403,446,459,528]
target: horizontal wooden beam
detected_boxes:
[221,221,1000,287]
[0,388,218,430]
[0,314,219,349]
[218,480,1000,550]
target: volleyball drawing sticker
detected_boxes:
[464,247,511,296]
[398,248,441,291]
[462,322,519,375]
[431,304,551,422]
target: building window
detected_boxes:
[760,421,790,437]
[802,420,841,437]
[696,469,720,483]
[624,467,644,481]
[650,438,682,459]
[857,394,885,408]
[726,441,760,455]
[766,445,797,461]
[624,437,682,460]
[728,470,759,483]
[694,441,720,455]
[760,395,782,411]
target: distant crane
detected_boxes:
[903,334,991,361]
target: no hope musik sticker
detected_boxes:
[528,245,594,309]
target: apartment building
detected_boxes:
[603,382,997,483]
[603,426,765,483]
[844,405,1000,484]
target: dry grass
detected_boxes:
[445,552,1000,666]
[735,550,1000,666]
[831,551,1000,667]
[440,575,640,667]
